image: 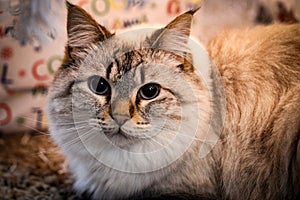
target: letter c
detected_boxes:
[32,59,49,81]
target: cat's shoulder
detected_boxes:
[206,23,300,75]
[207,23,300,49]
[207,23,300,59]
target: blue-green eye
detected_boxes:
[139,83,160,100]
[88,75,110,95]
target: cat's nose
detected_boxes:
[112,114,130,126]
[111,99,131,126]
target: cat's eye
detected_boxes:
[139,83,161,100]
[88,75,110,95]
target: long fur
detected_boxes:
[47,3,300,200]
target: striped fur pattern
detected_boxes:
[47,2,300,200]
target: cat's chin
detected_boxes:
[106,128,140,148]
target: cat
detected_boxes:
[46,2,300,200]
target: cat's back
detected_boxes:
[207,23,300,85]
[207,23,300,121]
[207,24,300,127]
[207,24,300,199]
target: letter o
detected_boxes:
[167,0,181,15]
[92,0,110,16]
[0,103,12,126]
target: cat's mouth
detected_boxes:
[105,128,138,148]
[107,128,135,140]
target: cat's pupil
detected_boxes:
[88,75,110,95]
[139,83,160,100]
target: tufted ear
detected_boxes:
[146,8,199,72]
[66,2,113,59]
[147,8,199,51]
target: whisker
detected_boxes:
[20,116,49,125]
[61,128,94,148]
[63,125,89,131]
[20,115,91,127]
[21,124,50,135]
[59,125,88,136]
[53,120,90,126]
[60,136,81,149]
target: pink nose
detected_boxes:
[113,114,130,126]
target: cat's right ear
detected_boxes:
[66,2,113,59]
[146,8,199,52]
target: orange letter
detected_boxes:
[32,59,49,81]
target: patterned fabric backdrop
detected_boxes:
[0,0,298,133]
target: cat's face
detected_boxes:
[47,3,213,173]
[74,48,186,144]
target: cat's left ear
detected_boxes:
[66,2,113,59]
[146,8,199,51]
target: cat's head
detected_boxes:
[47,2,214,173]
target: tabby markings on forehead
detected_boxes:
[106,50,145,82]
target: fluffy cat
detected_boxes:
[47,2,300,200]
